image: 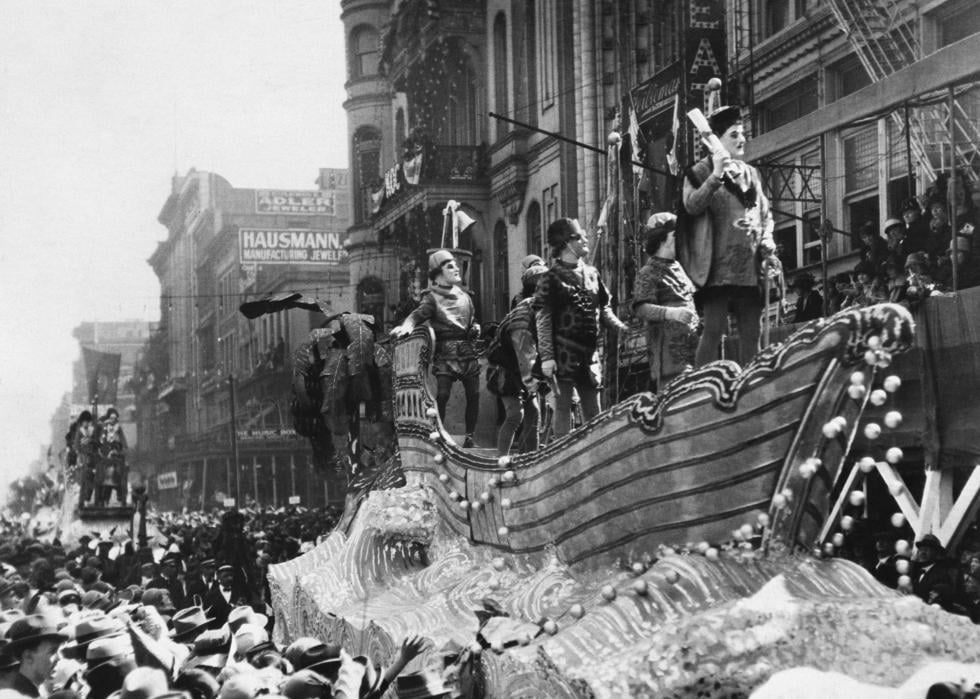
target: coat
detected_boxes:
[631,258,698,387]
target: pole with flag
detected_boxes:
[83,347,122,417]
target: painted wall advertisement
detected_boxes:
[157,471,178,490]
[239,228,347,265]
[255,189,336,215]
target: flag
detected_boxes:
[666,92,680,176]
[626,97,644,178]
[83,347,121,405]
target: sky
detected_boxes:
[0,1,349,486]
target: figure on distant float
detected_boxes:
[100,407,127,505]
[682,105,776,367]
[534,218,627,437]
[73,410,100,506]
[631,212,699,393]
[391,249,482,448]
[489,255,549,455]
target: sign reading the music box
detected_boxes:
[255,189,335,215]
[239,228,346,265]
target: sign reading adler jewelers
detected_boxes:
[239,228,346,264]
[255,189,335,215]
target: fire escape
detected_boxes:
[827,0,980,183]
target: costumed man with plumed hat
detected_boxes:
[534,218,627,437]
[681,105,776,368]
[392,249,482,448]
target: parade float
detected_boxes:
[265,301,980,696]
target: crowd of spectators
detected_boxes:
[0,506,448,699]
[788,175,980,322]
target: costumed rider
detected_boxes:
[631,212,699,393]
[534,218,628,437]
[682,104,776,368]
[489,255,549,455]
[391,249,482,448]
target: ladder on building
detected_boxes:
[827,0,980,183]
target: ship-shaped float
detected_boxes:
[270,302,975,697]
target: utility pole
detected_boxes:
[228,374,241,505]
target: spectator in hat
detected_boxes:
[935,227,980,292]
[857,221,888,274]
[788,272,823,323]
[169,607,215,647]
[827,272,858,314]
[912,534,957,610]
[489,256,548,455]
[390,249,482,448]
[865,530,903,589]
[534,218,627,435]
[925,198,953,260]
[883,255,909,305]
[510,255,546,309]
[632,212,699,392]
[4,615,69,697]
[901,197,930,255]
[139,562,165,591]
[682,104,776,368]
[851,260,886,308]
[174,668,221,699]
[158,555,187,611]
[83,635,137,699]
[884,217,910,262]
[281,669,332,699]
[185,560,216,605]
[115,667,170,699]
[201,567,245,629]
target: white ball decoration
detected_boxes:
[502,470,516,483]
[479,491,491,503]
[781,488,794,501]
[840,515,854,531]
[469,641,483,654]
[850,371,866,386]
[799,459,818,478]
[488,477,500,488]
[438,473,449,483]
[864,350,878,366]
[429,431,441,441]
[876,353,892,369]
[470,501,482,513]
[601,585,617,601]
[848,490,866,507]
[607,131,622,145]
[772,493,787,509]
[426,407,439,418]
[858,456,876,474]
[848,385,866,400]
[822,421,842,439]
[740,523,755,539]
[632,580,649,596]
[497,455,512,468]
[832,532,845,547]
[459,500,470,510]
[895,559,910,575]
[883,375,902,393]
[823,542,836,557]
[665,570,680,585]
[732,528,745,542]
[707,76,723,91]
[448,490,459,501]
[890,512,906,528]
[897,574,912,590]
[569,604,585,619]
[500,497,512,508]
[870,389,888,407]
[631,562,646,576]
[543,620,559,635]
[705,547,720,561]
[492,557,507,571]
[895,539,910,556]
[757,513,771,527]
[497,526,510,537]
[867,336,882,350]
[888,481,905,497]
[884,411,903,429]
[696,541,710,554]
[886,447,904,464]
[864,423,882,440]
[433,454,445,464]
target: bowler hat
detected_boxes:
[281,669,333,699]
[295,642,342,678]
[916,533,945,550]
[169,606,215,642]
[4,615,68,651]
[83,634,134,675]
[707,105,742,136]
[61,613,125,659]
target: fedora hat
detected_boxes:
[916,533,945,551]
[81,590,114,612]
[140,589,176,615]
[281,669,333,699]
[84,634,134,675]
[227,606,268,634]
[191,628,230,656]
[4,615,69,651]
[61,614,125,659]
[116,667,170,699]
[394,671,451,699]
[295,642,342,678]
[170,607,214,642]
[283,637,321,669]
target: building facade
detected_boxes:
[140,168,351,511]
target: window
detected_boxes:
[524,0,538,126]
[446,53,480,145]
[759,75,818,133]
[357,278,386,327]
[352,127,381,223]
[493,13,509,140]
[526,201,543,259]
[537,0,556,110]
[652,0,681,72]
[761,0,819,39]
[543,184,559,229]
[767,148,823,271]
[493,221,509,315]
[940,2,980,47]
[843,124,879,238]
[830,55,871,101]
[395,108,406,155]
[350,26,380,79]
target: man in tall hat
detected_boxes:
[391,249,482,448]
[534,218,627,436]
[682,104,776,367]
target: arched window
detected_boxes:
[525,0,538,127]
[352,126,381,223]
[356,277,387,327]
[350,25,380,79]
[447,51,480,145]
[493,220,509,315]
[526,201,542,259]
[493,13,509,140]
[395,108,406,155]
